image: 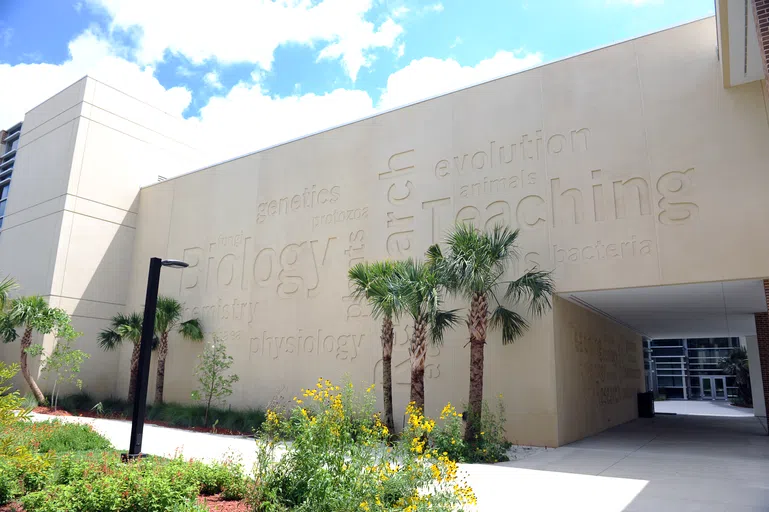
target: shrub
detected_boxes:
[20,453,249,512]
[5,420,112,453]
[250,378,476,511]
[432,397,510,463]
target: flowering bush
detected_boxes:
[432,396,510,463]
[252,378,476,511]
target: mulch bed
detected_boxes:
[1,496,248,512]
[197,494,251,511]
[32,407,249,436]
[0,502,25,511]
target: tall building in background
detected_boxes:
[0,122,22,229]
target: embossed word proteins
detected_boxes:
[312,207,368,230]
[249,329,366,361]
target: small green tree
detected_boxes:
[191,335,239,426]
[97,312,145,402]
[39,339,91,410]
[720,346,752,406]
[0,362,30,429]
[155,296,204,404]
[1,296,80,405]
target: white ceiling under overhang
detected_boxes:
[716,0,765,87]
[564,279,767,339]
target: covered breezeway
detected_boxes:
[494,413,769,511]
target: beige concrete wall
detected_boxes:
[0,77,197,398]
[553,296,644,446]
[119,17,769,446]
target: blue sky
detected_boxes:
[0,0,715,163]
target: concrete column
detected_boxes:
[751,0,769,96]
[745,335,766,418]
[753,279,769,430]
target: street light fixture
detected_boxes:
[122,257,189,461]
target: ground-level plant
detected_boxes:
[253,378,476,511]
[38,338,91,410]
[191,335,240,426]
[428,224,554,443]
[720,346,752,406]
[1,296,81,404]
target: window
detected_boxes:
[0,183,8,200]
[0,199,6,219]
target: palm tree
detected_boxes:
[98,312,144,402]
[428,224,554,443]
[392,258,458,412]
[0,275,16,308]
[348,260,403,432]
[2,296,79,404]
[154,296,204,404]
[719,346,752,406]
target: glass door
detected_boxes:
[699,376,728,400]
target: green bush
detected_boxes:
[251,378,477,512]
[51,393,266,434]
[431,397,510,463]
[21,453,249,512]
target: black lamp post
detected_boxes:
[122,257,189,462]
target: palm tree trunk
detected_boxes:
[154,332,169,404]
[409,315,428,412]
[128,341,141,402]
[381,313,395,433]
[464,291,488,444]
[20,327,46,405]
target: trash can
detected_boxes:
[637,391,655,418]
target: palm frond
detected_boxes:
[430,309,460,345]
[155,296,184,334]
[489,305,528,345]
[0,314,18,343]
[0,276,17,309]
[179,318,204,341]
[116,312,144,344]
[505,269,555,317]
[97,328,123,351]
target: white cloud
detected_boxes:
[189,80,375,165]
[0,30,191,127]
[450,36,462,49]
[203,71,223,89]
[378,50,543,110]
[88,0,404,80]
[0,23,544,177]
[396,43,405,59]
[393,6,410,18]
[424,3,444,13]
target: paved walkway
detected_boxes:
[654,399,755,417]
[32,412,769,511]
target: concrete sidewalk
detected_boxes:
[31,413,648,511]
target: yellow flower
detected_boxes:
[359,502,369,511]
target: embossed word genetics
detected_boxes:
[434,128,590,178]
[257,185,340,224]
[249,330,366,361]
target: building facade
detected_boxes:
[1,13,768,447]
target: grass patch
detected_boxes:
[52,393,266,434]
[5,420,112,453]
